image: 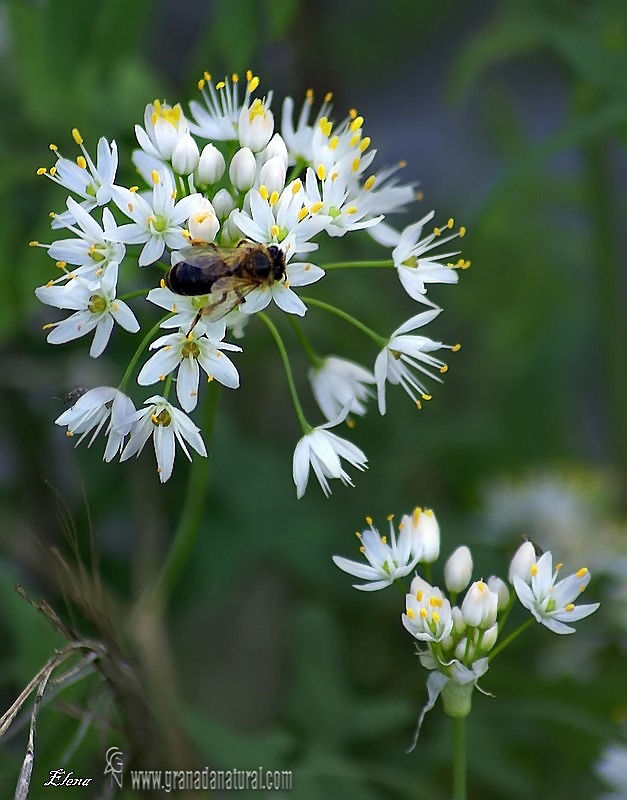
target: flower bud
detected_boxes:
[481,624,498,652]
[238,99,274,152]
[487,575,510,611]
[212,188,235,219]
[171,132,200,175]
[196,143,226,184]
[451,605,466,636]
[461,580,498,629]
[259,155,287,195]
[187,198,219,244]
[508,541,537,585]
[405,507,440,563]
[262,132,288,166]
[229,146,256,191]
[444,545,473,593]
[454,636,469,662]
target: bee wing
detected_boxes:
[200,274,259,322]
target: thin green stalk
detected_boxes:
[300,296,386,347]
[119,288,152,302]
[394,578,407,595]
[289,317,322,368]
[488,617,534,662]
[149,383,221,607]
[118,316,170,391]
[452,716,466,800]
[259,313,311,433]
[322,259,394,270]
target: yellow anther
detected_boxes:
[45,280,53,287]
[348,108,357,119]
[576,567,589,578]
[55,261,67,268]
[297,207,309,221]
[151,169,160,185]
[197,79,205,90]
[259,184,269,200]
[459,226,466,237]
[452,343,461,352]
[406,608,415,619]
[245,70,252,81]
[28,240,39,247]
[42,323,55,330]
[530,564,538,577]
[349,115,364,132]
[49,166,57,177]
[247,75,259,92]
[159,278,166,288]
[158,375,165,382]
[204,71,211,81]
[416,589,423,601]
[71,128,83,145]
[216,81,225,90]
[316,164,327,181]
[329,135,339,150]
[365,515,373,525]
[349,157,359,173]
[310,201,324,213]
[364,175,376,190]
[36,167,47,175]
[399,159,407,168]
[232,72,239,83]
[419,608,428,620]
[447,217,454,228]
[269,190,279,206]
[432,611,440,624]
[381,536,387,545]
[439,364,449,374]
[66,431,74,438]
[349,133,360,148]
[355,531,362,538]
[556,562,563,571]
[434,227,441,236]
[345,205,358,215]
[430,596,443,608]
[359,545,365,554]
[416,190,424,201]
[49,143,58,151]
[270,224,280,237]
[565,603,575,611]
[416,400,422,410]
[359,137,371,152]
[292,179,302,194]
[421,394,432,401]
[324,91,333,102]
[346,417,355,428]
[129,186,139,192]
[305,88,314,103]
[386,513,394,521]
[76,156,87,169]
[49,212,56,219]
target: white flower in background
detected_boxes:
[374,309,457,414]
[55,387,135,462]
[512,551,600,634]
[188,71,264,141]
[137,328,241,411]
[595,739,627,799]
[40,133,118,228]
[445,546,474,593]
[399,507,441,563]
[402,575,453,643]
[281,89,334,165]
[309,356,375,421]
[36,263,139,357]
[46,197,125,283]
[112,169,202,266]
[332,515,420,591]
[389,212,465,303]
[120,395,207,483]
[292,407,367,498]
[238,96,274,152]
[135,99,189,161]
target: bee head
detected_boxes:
[268,245,286,280]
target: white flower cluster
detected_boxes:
[34,71,466,490]
[333,511,599,736]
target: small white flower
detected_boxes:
[487,575,510,611]
[332,516,420,591]
[145,285,227,337]
[171,131,200,175]
[120,395,207,483]
[595,740,627,798]
[238,97,274,152]
[187,197,219,244]
[445,546,474,594]
[258,155,287,195]
[402,575,453,643]
[399,507,441,563]
[137,328,241,411]
[188,72,264,141]
[292,407,367,498]
[36,263,139,357]
[212,188,235,219]
[135,100,189,161]
[228,147,257,191]
[281,90,334,165]
[261,132,289,166]
[112,169,202,266]
[196,143,226,185]
[55,387,135,462]
[44,134,118,228]
[374,309,455,414]
[303,166,382,238]
[309,356,375,422]
[512,551,600,634]
[461,580,499,629]
[508,540,538,584]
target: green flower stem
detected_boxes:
[259,313,311,433]
[394,578,407,595]
[322,259,394,270]
[149,383,221,607]
[288,317,322,368]
[162,373,173,401]
[452,716,466,800]
[299,296,387,348]
[488,617,534,662]
[119,288,152,301]
[118,316,170,391]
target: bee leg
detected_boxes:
[186,308,203,338]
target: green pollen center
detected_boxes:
[191,295,208,310]
[402,256,418,268]
[85,184,97,198]
[390,349,401,360]
[181,340,200,359]
[328,206,342,219]
[91,247,106,263]
[276,225,289,242]
[545,598,556,613]
[152,409,172,426]
[151,214,168,233]
[88,294,107,313]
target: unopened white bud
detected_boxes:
[171,132,199,175]
[259,155,286,195]
[239,99,274,152]
[487,575,510,611]
[508,541,537,585]
[187,198,219,243]
[196,143,226,184]
[461,580,498,629]
[262,132,288,166]
[454,636,468,662]
[212,188,235,219]
[405,507,440,563]
[481,624,498,652]
[229,147,256,190]
[451,605,466,636]
[444,545,473,593]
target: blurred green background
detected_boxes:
[1,0,626,797]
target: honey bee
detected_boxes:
[165,241,286,331]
